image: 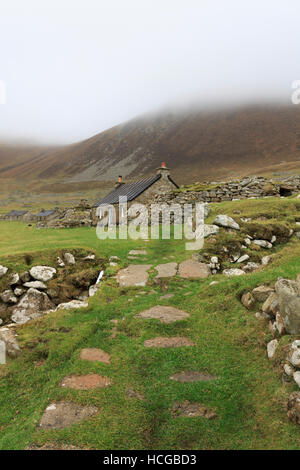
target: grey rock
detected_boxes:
[253,239,272,249]
[243,262,260,273]
[294,371,300,388]
[223,268,245,277]
[19,271,30,283]
[255,311,271,320]
[57,257,65,267]
[0,266,8,278]
[241,292,255,309]
[203,224,219,238]
[30,266,56,282]
[109,256,120,262]
[14,287,25,297]
[128,250,147,256]
[213,214,240,230]
[23,281,47,290]
[84,254,96,260]
[288,340,300,368]
[237,254,250,263]
[89,285,99,297]
[8,273,19,285]
[11,288,55,324]
[267,339,278,359]
[57,300,88,310]
[252,285,274,302]
[0,290,18,304]
[262,292,279,317]
[284,363,295,377]
[63,253,76,265]
[0,326,21,357]
[275,278,300,334]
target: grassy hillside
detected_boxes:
[2,105,300,187]
[1,197,300,450]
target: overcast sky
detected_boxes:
[0,0,300,144]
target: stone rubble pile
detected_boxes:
[0,251,108,355]
[241,275,300,424]
[196,212,295,276]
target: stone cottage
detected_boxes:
[4,210,29,221]
[34,209,59,222]
[95,163,179,224]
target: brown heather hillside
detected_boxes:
[1,105,300,186]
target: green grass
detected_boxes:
[0,196,300,449]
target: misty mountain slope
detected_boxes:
[1,105,300,184]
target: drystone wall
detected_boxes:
[152,175,300,205]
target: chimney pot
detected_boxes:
[118,175,122,183]
[161,162,166,168]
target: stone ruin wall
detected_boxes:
[152,175,300,205]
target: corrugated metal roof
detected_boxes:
[35,210,56,217]
[96,174,161,206]
[6,210,28,217]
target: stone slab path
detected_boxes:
[137,306,190,323]
[128,250,148,256]
[169,371,216,382]
[172,401,217,419]
[117,264,152,287]
[144,337,195,348]
[60,374,111,390]
[178,259,211,279]
[39,402,98,429]
[80,348,111,364]
[155,262,178,278]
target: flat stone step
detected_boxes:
[117,264,152,287]
[144,337,194,348]
[178,259,211,279]
[128,250,147,256]
[80,348,111,364]
[39,402,98,429]
[137,306,189,323]
[172,401,217,419]
[170,371,217,382]
[60,374,111,390]
[155,262,178,278]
